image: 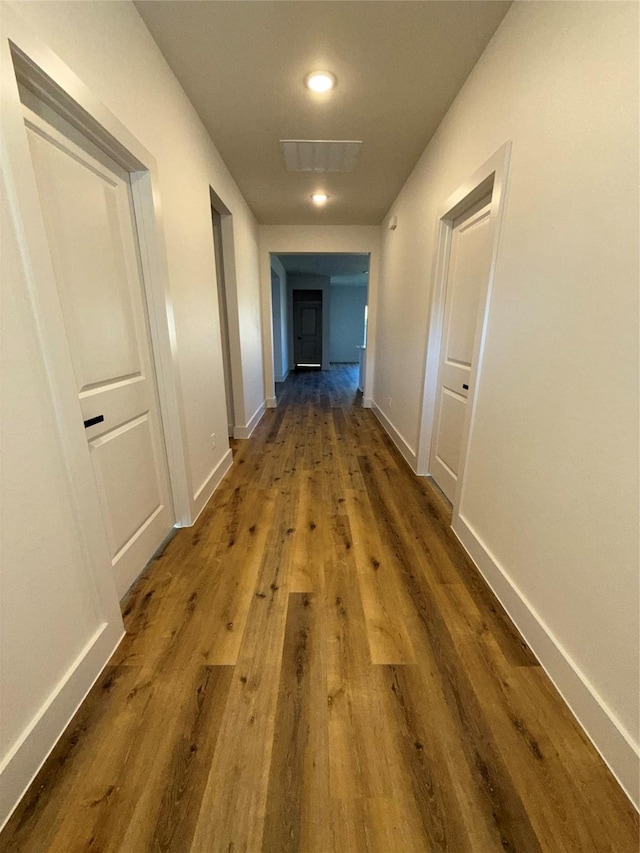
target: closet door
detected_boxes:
[24,97,174,597]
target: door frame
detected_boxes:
[270,264,288,383]
[1,12,192,530]
[416,143,511,523]
[209,187,247,437]
[259,235,381,408]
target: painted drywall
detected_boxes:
[270,256,288,382]
[287,273,331,372]
[259,226,381,404]
[330,285,367,363]
[375,1,639,801]
[9,0,265,517]
[0,0,266,826]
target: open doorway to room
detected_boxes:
[210,203,235,437]
[270,264,288,384]
[270,253,369,397]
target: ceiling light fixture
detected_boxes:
[311,192,328,205]
[305,71,336,93]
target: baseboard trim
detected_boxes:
[362,396,373,409]
[266,397,277,409]
[453,511,640,810]
[234,401,266,440]
[370,400,417,471]
[191,448,234,524]
[0,620,124,831]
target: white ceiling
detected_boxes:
[277,253,369,286]
[135,1,511,226]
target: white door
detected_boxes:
[23,95,174,598]
[430,196,492,502]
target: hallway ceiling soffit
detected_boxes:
[135,1,512,226]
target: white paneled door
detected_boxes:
[430,196,493,502]
[23,98,174,598]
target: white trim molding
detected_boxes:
[0,622,124,832]
[191,447,234,523]
[234,400,266,439]
[453,513,640,809]
[370,400,417,472]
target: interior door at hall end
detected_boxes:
[430,195,493,503]
[293,289,322,368]
[22,92,174,598]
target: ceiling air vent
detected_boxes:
[280,139,362,173]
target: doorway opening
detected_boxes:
[269,252,369,395]
[271,266,287,382]
[210,204,234,437]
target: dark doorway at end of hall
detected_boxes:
[270,253,369,398]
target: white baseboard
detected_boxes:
[362,396,373,409]
[266,397,277,409]
[370,401,417,471]
[191,448,233,523]
[234,401,266,440]
[453,511,640,810]
[0,620,124,831]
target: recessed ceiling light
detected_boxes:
[311,192,328,205]
[305,71,336,93]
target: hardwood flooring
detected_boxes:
[2,365,637,852]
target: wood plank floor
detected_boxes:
[2,365,637,852]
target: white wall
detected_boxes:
[0,0,266,827]
[375,0,639,804]
[9,0,265,518]
[330,285,367,363]
[259,226,381,404]
[287,273,331,371]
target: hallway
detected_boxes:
[1,367,637,852]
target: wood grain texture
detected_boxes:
[262,593,330,853]
[345,488,416,664]
[2,365,637,853]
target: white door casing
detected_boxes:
[23,94,174,597]
[212,207,235,437]
[429,196,493,501]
